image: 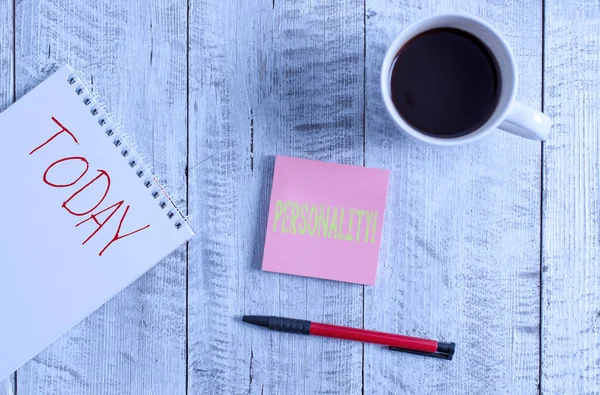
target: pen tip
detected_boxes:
[242,315,270,328]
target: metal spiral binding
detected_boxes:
[67,73,184,230]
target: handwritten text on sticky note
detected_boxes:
[262,156,390,285]
[271,200,378,243]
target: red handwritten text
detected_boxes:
[62,170,111,216]
[30,117,150,256]
[43,156,89,187]
[30,117,79,155]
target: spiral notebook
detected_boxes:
[0,65,194,381]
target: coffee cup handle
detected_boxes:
[498,101,552,140]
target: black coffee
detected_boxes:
[390,28,501,137]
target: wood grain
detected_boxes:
[542,1,600,393]
[0,0,14,392]
[364,1,543,393]
[4,0,600,393]
[187,0,365,393]
[14,1,188,393]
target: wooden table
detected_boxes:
[0,0,598,394]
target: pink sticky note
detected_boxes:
[262,156,390,285]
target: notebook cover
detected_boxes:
[0,66,194,381]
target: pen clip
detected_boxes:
[389,342,455,360]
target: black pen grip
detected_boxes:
[268,316,311,334]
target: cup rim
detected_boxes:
[380,12,518,146]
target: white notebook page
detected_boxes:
[0,65,194,380]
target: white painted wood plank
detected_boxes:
[0,0,15,392]
[0,0,13,106]
[187,0,364,393]
[14,1,188,393]
[542,1,600,393]
[364,1,542,393]
[0,376,14,395]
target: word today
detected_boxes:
[272,199,378,243]
[29,117,150,256]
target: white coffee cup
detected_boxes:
[381,13,551,146]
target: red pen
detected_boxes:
[242,315,455,360]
